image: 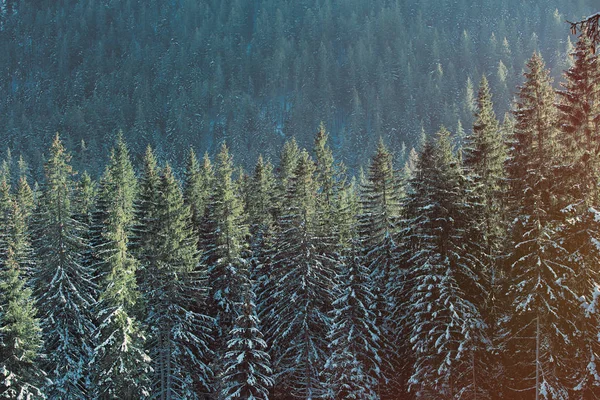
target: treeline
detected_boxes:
[2,35,600,400]
[0,0,595,174]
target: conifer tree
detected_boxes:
[183,149,213,240]
[556,33,600,399]
[273,138,300,222]
[247,156,277,314]
[405,127,488,399]
[358,139,401,397]
[32,134,96,399]
[461,75,507,392]
[140,163,213,398]
[132,146,161,301]
[90,136,151,399]
[504,53,579,400]
[325,238,382,400]
[220,283,273,400]
[264,150,335,399]
[205,144,250,371]
[0,202,45,399]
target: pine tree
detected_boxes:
[247,156,277,315]
[504,53,579,400]
[0,201,45,399]
[358,139,402,398]
[405,127,488,399]
[141,163,213,398]
[205,144,250,385]
[264,150,335,399]
[220,283,273,400]
[90,135,151,399]
[556,33,600,399]
[32,134,96,399]
[461,75,507,395]
[132,146,161,304]
[183,149,213,241]
[325,238,382,400]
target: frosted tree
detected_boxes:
[246,156,277,316]
[556,33,600,399]
[263,150,335,399]
[405,127,488,399]
[359,139,402,397]
[203,144,251,393]
[461,75,507,394]
[90,135,151,398]
[219,283,273,400]
[32,134,96,399]
[139,162,213,398]
[325,239,382,400]
[0,200,45,399]
[503,53,579,400]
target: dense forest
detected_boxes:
[0,0,596,175]
[2,16,600,396]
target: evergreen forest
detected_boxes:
[2,1,600,400]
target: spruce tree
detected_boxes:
[246,156,277,316]
[358,139,402,398]
[32,134,96,399]
[0,202,45,399]
[183,148,213,241]
[325,238,382,400]
[205,144,250,386]
[404,127,488,399]
[461,75,507,395]
[141,163,213,398]
[220,283,273,400]
[504,53,579,400]
[556,33,600,399]
[264,150,335,399]
[90,136,151,399]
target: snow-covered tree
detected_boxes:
[556,33,600,399]
[32,134,96,399]
[503,53,579,399]
[405,127,489,399]
[220,283,273,400]
[264,150,335,399]
[359,139,402,397]
[90,135,151,398]
[0,200,45,399]
[325,239,382,400]
[139,161,213,398]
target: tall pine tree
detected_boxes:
[32,134,96,399]
[504,53,579,400]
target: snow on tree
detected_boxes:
[404,127,489,399]
[31,134,97,399]
[325,238,382,400]
[503,53,579,400]
[358,139,402,397]
[219,283,273,400]
[263,150,335,399]
[202,144,251,393]
[461,75,508,395]
[137,159,213,399]
[0,201,46,399]
[556,33,600,399]
[89,135,151,398]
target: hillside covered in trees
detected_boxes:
[3,19,600,396]
[0,0,596,175]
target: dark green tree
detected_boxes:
[32,134,96,399]
[90,135,150,399]
[504,53,579,400]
